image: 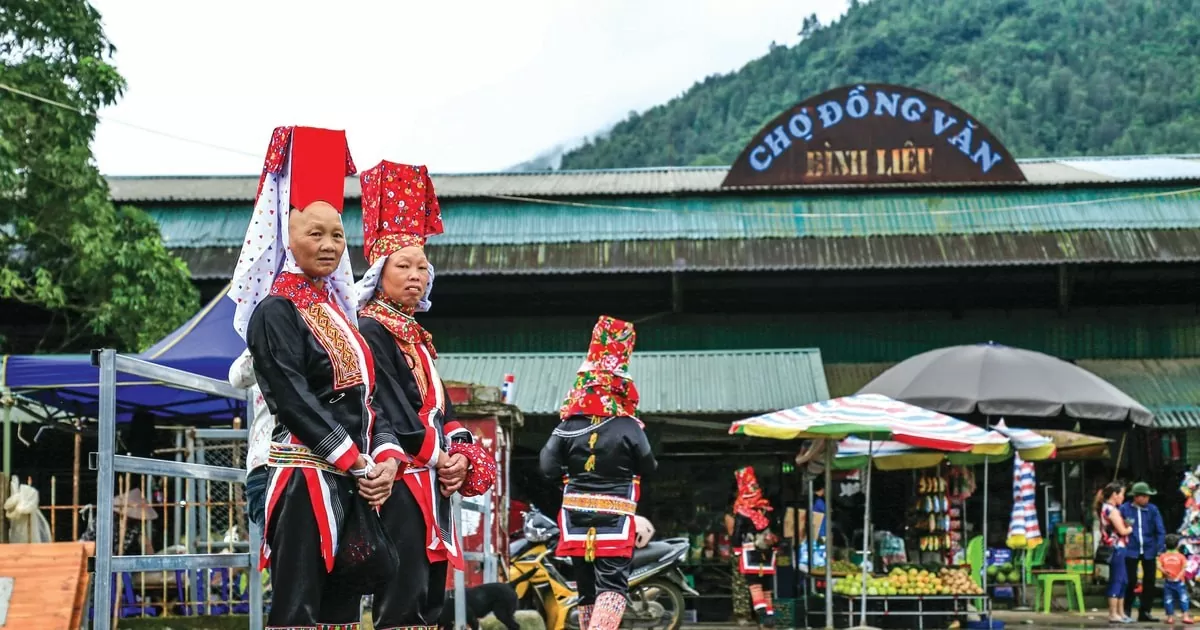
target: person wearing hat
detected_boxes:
[540,315,658,630]
[231,126,406,629]
[354,160,497,629]
[1121,481,1166,622]
[82,487,158,556]
[733,466,779,629]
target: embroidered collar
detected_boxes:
[360,297,437,357]
[270,271,333,310]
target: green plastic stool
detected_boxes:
[1034,572,1085,614]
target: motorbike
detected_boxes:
[508,507,697,630]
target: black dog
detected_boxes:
[439,582,522,630]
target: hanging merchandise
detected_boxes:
[1178,466,1200,562]
[1006,454,1042,549]
[910,469,953,557]
[840,469,863,497]
[946,466,976,502]
[943,465,974,558]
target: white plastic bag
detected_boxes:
[3,476,52,543]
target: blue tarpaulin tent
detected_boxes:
[0,285,247,422]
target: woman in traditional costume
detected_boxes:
[732,466,778,629]
[539,316,658,630]
[230,126,404,629]
[354,160,497,629]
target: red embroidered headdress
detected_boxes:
[559,315,640,421]
[231,125,357,340]
[360,160,444,265]
[734,466,773,530]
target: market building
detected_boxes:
[85,84,1200,619]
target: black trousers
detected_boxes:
[1125,554,1158,616]
[372,484,449,629]
[574,556,633,605]
[267,471,362,628]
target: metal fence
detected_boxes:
[91,349,263,630]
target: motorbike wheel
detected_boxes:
[628,578,687,630]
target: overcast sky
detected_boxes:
[87,0,848,176]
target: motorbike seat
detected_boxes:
[632,540,679,568]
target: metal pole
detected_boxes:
[824,441,834,630]
[981,417,991,606]
[93,350,118,630]
[174,429,183,547]
[807,474,815,611]
[2,405,11,476]
[1061,462,1069,522]
[185,429,200,608]
[246,389,264,630]
[453,494,467,630]
[859,439,872,628]
[483,490,495,583]
[982,456,989,596]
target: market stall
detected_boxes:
[730,394,1050,628]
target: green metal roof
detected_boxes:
[824,359,1200,429]
[427,308,1200,364]
[436,348,829,416]
[144,186,1200,249]
[1077,359,1200,428]
[176,229,1200,279]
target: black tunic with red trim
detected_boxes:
[248,290,401,572]
[539,415,657,559]
[733,513,777,576]
[359,306,473,568]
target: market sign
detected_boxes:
[721,84,1026,187]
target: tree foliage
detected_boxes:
[0,0,197,353]
[562,0,1200,169]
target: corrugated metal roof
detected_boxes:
[435,349,829,416]
[422,309,1200,363]
[146,187,1200,248]
[1053,158,1200,182]
[825,359,1200,429]
[823,362,894,398]
[173,229,1200,279]
[106,155,1200,202]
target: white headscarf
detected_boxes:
[228,135,359,340]
[354,256,435,313]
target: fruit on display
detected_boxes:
[937,567,984,595]
[831,566,984,597]
[829,559,860,575]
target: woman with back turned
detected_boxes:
[540,316,658,630]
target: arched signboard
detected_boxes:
[721,84,1026,187]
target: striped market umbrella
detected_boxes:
[833,431,1055,471]
[993,420,1059,461]
[729,394,1012,454]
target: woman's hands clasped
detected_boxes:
[437,451,470,497]
[356,457,399,508]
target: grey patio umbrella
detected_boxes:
[857,342,1153,426]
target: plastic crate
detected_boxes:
[774,598,796,628]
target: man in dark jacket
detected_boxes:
[1121,481,1166,621]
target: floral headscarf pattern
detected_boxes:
[734,466,772,530]
[559,315,641,421]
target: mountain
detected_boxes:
[561,0,1200,170]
